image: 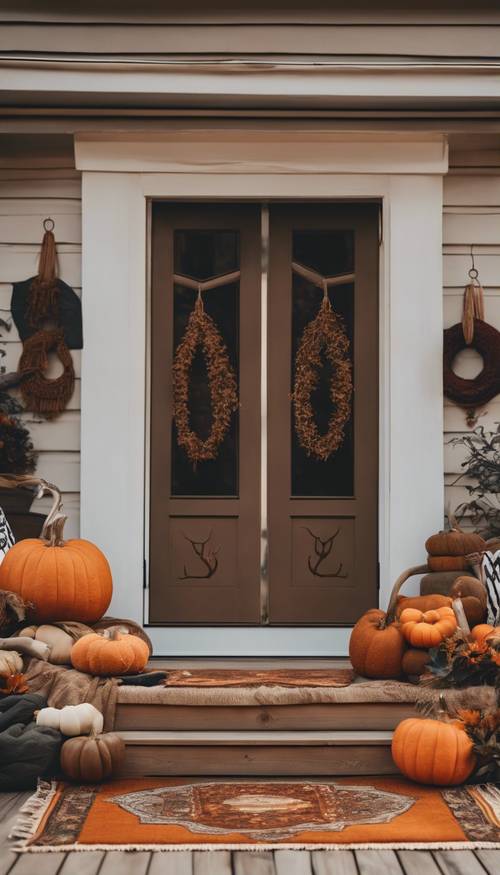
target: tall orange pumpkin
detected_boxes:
[0,514,112,623]
[392,717,475,785]
[349,608,406,679]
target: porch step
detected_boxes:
[116,730,397,777]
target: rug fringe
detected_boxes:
[10,780,57,848]
[15,840,500,853]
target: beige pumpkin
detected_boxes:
[0,651,23,676]
[36,703,103,736]
[19,624,74,665]
[61,733,125,783]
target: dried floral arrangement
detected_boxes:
[173,296,238,466]
[450,424,500,538]
[292,294,352,462]
[0,392,37,475]
[423,632,500,690]
[457,707,500,784]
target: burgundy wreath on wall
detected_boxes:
[443,319,500,408]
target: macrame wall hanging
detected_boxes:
[172,270,239,467]
[443,248,500,427]
[11,219,82,419]
[291,261,354,462]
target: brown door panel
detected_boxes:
[149,204,262,624]
[267,204,379,624]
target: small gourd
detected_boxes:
[400,605,457,648]
[60,732,125,782]
[36,702,103,736]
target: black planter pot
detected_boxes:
[7,511,47,541]
[0,486,36,515]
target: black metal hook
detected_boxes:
[43,217,55,232]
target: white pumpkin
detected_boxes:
[20,624,74,665]
[36,703,104,736]
[0,650,23,676]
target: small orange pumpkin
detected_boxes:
[402,648,431,678]
[71,627,149,676]
[396,594,452,617]
[61,732,125,782]
[392,717,475,785]
[349,609,406,679]
[471,624,500,646]
[0,514,112,623]
[425,528,485,557]
[427,556,470,573]
[400,606,457,648]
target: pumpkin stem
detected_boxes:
[0,475,63,538]
[384,564,429,626]
[44,514,67,547]
[446,508,463,533]
[103,625,129,641]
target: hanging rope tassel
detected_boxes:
[462,282,485,345]
[27,225,60,328]
[19,329,74,419]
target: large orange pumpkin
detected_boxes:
[0,515,112,623]
[392,717,475,785]
[349,609,406,679]
[71,627,149,676]
[399,606,457,648]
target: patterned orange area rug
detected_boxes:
[12,778,500,852]
[164,669,354,687]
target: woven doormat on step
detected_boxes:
[163,669,354,688]
[12,778,500,852]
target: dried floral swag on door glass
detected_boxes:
[291,262,354,462]
[172,271,239,467]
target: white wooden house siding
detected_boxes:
[0,163,81,537]
[444,154,500,527]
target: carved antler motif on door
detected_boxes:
[178,531,220,580]
[303,527,348,579]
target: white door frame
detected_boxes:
[77,131,446,655]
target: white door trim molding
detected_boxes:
[78,134,445,656]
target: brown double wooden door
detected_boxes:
[150,203,378,626]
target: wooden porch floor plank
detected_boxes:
[98,851,151,875]
[355,849,403,874]
[473,850,500,875]
[0,792,31,875]
[275,850,312,875]
[58,851,106,875]
[311,850,358,875]
[396,850,442,875]
[193,850,232,874]
[8,852,67,875]
[148,850,193,874]
[233,851,276,875]
[432,850,487,875]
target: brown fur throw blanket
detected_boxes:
[23,658,119,731]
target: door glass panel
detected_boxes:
[291,229,355,497]
[171,229,239,496]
